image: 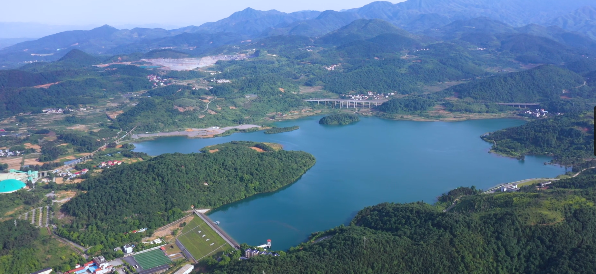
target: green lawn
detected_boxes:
[177,216,228,260]
[133,249,171,270]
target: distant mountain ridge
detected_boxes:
[1,0,596,68]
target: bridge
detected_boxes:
[496,103,540,108]
[304,98,388,108]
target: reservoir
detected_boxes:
[134,117,564,250]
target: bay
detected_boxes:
[134,116,564,250]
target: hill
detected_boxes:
[210,169,596,273]
[448,65,585,102]
[547,6,596,40]
[481,112,594,165]
[57,49,100,65]
[175,8,321,36]
[59,142,316,248]
[318,19,416,45]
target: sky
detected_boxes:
[3,0,403,28]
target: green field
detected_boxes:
[134,249,171,270]
[177,216,229,260]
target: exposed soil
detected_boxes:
[0,157,23,170]
[4,205,24,216]
[299,86,323,93]
[250,147,265,152]
[33,82,60,89]
[151,215,195,242]
[208,149,219,153]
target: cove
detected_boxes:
[134,116,564,251]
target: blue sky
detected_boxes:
[3,0,403,28]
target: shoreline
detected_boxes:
[130,124,262,140]
[128,112,528,143]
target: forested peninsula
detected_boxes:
[59,141,315,247]
[264,126,299,134]
[482,112,594,165]
[210,169,596,274]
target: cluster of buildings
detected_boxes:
[341,92,396,100]
[212,79,231,83]
[500,183,519,192]
[523,109,549,118]
[42,108,65,114]
[243,249,280,259]
[99,160,123,168]
[147,74,170,87]
[0,149,22,157]
[52,168,88,179]
[64,256,113,274]
[324,64,339,71]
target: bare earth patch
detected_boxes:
[67,124,89,131]
[23,158,42,167]
[0,157,23,170]
[250,147,265,152]
[299,86,323,93]
[33,82,60,89]
[24,143,41,151]
[208,149,219,153]
[4,205,24,217]
[151,214,195,243]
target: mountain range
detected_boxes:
[1,0,596,68]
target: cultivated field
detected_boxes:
[177,216,228,260]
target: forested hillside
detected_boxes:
[482,112,594,165]
[59,142,315,247]
[210,170,596,274]
[448,65,585,102]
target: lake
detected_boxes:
[134,116,564,250]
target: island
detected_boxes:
[264,126,300,134]
[319,114,360,125]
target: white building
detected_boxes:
[123,244,134,254]
[30,268,53,274]
[174,264,194,274]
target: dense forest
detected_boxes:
[319,114,360,125]
[482,112,594,165]
[209,170,596,274]
[377,97,436,114]
[447,65,585,102]
[59,142,315,249]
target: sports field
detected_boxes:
[133,249,171,270]
[177,215,228,260]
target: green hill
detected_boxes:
[481,112,594,165]
[59,142,316,247]
[448,65,585,102]
[57,49,100,65]
[210,169,596,274]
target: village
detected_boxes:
[0,148,24,158]
[340,91,397,101]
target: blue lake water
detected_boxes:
[134,116,564,250]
